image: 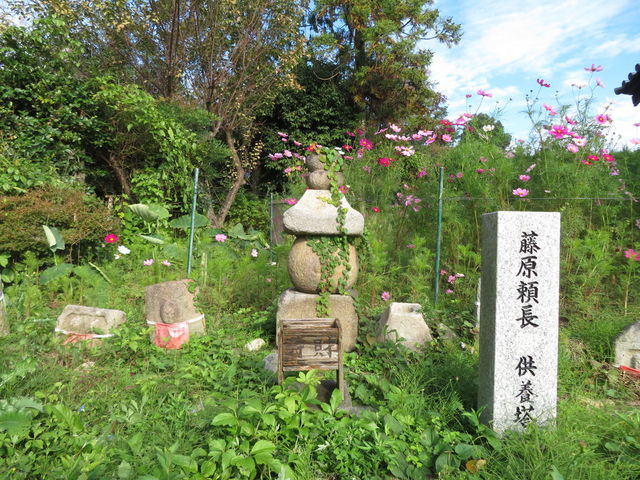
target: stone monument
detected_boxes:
[276,150,364,352]
[377,302,432,351]
[478,211,561,434]
[145,279,205,349]
[0,281,8,336]
[55,305,126,343]
[615,321,640,368]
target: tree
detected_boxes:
[308,0,461,124]
[459,113,512,149]
[10,0,306,226]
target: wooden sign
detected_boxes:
[278,318,346,399]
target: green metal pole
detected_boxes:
[269,193,274,265]
[187,168,200,276]
[434,166,444,305]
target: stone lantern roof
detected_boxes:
[614,63,640,106]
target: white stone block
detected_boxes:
[478,211,560,434]
[377,302,432,350]
[283,190,364,236]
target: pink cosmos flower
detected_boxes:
[512,188,529,197]
[549,124,569,139]
[338,185,349,194]
[277,132,288,138]
[356,128,365,136]
[588,155,600,162]
[251,248,259,258]
[595,78,605,88]
[104,234,119,243]
[623,249,640,260]
[465,93,472,98]
[519,175,531,182]
[603,153,615,163]
[371,207,380,213]
[362,165,372,173]
[631,138,640,145]
[526,163,537,173]
[346,131,355,137]
[567,143,580,153]
[537,78,550,87]
[565,116,576,125]
[584,64,603,72]
[380,291,391,301]
[456,172,463,179]
[595,114,608,124]
[389,123,402,133]
[476,168,485,174]
[446,289,454,294]
[424,135,437,145]
[293,140,302,147]
[161,260,171,266]
[441,134,453,143]
[406,244,416,249]
[477,89,492,97]
[284,198,298,205]
[359,138,374,150]
[143,258,154,266]
[573,137,587,147]
[374,128,388,135]
[385,133,399,141]
[378,157,391,167]
[440,269,448,275]
[215,233,227,242]
[479,156,488,163]
[543,104,557,116]
[417,169,428,178]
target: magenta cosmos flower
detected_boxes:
[477,89,492,97]
[359,138,374,150]
[104,233,119,243]
[595,114,608,124]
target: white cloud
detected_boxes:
[428,0,638,146]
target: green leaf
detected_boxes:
[39,263,74,284]
[140,234,166,245]
[251,440,276,462]
[172,454,198,473]
[42,225,65,251]
[148,204,170,220]
[117,460,133,479]
[550,465,565,480]
[129,203,167,222]
[211,412,237,427]
[227,223,245,237]
[454,443,476,460]
[200,460,216,476]
[169,213,209,229]
[384,413,404,435]
[88,262,112,284]
[11,397,44,412]
[435,452,457,473]
[0,411,32,436]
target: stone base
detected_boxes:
[56,305,126,334]
[276,288,358,352]
[377,302,432,351]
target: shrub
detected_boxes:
[0,186,120,261]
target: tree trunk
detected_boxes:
[0,282,8,337]
[105,154,133,198]
[206,129,246,227]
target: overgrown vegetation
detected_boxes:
[1,4,639,480]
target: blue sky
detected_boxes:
[427,0,640,150]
